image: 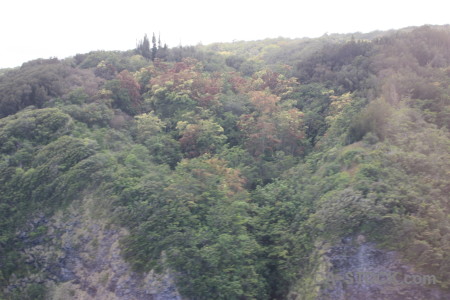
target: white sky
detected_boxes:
[1,0,448,69]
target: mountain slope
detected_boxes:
[0,25,449,299]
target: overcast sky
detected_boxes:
[1,0,448,69]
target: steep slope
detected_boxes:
[1,25,449,299]
[8,198,181,300]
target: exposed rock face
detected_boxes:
[316,236,450,300]
[6,199,182,300]
[13,199,450,300]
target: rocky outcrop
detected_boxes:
[14,198,450,300]
[290,236,450,300]
[6,198,182,300]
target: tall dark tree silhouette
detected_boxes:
[136,34,151,60]
[151,33,158,61]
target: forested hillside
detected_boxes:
[1,25,449,299]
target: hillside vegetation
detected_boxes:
[1,25,450,299]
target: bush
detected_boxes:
[347,99,391,143]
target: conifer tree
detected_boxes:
[136,34,151,60]
[151,32,158,61]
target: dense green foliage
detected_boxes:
[1,25,450,299]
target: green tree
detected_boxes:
[121,157,267,299]
[135,111,165,143]
[152,32,158,61]
[136,34,151,60]
[176,119,227,158]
